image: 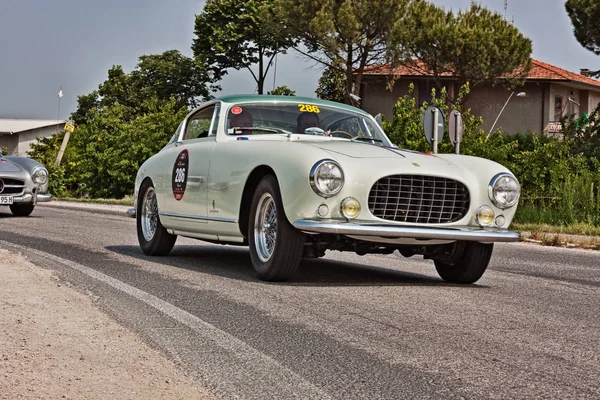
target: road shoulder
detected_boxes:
[0,248,211,400]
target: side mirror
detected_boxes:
[304,127,326,136]
[374,114,384,128]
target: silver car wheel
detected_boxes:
[141,186,158,242]
[254,192,277,263]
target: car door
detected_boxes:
[160,104,219,232]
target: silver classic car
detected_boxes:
[0,149,51,216]
[133,95,520,283]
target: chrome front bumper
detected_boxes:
[293,220,520,243]
[8,193,53,204]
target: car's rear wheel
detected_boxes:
[137,180,176,256]
[434,242,494,284]
[9,204,35,217]
[248,175,305,281]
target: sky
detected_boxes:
[0,0,597,120]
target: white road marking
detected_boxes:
[0,240,332,399]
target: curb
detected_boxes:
[38,201,131,218]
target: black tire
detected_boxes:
[136,180,176,256]
[9,204,35,217]
[434,242,494,284]
[248,175,305,281]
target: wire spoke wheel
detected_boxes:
[141,186,159,242]
[254,193,277,262]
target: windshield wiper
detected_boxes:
[352,137,383,143]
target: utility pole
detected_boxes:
[56,86,63,133]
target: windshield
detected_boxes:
[225,102,391,146]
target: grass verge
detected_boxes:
[55,196,134,206]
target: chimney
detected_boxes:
[581,68,590,77]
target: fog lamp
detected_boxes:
[476,205,495,226]
[495,215,506,227]
[317,204,329,217]
[340,197,361,219]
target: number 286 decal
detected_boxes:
[298,104,320,113]
[172,149,189,201]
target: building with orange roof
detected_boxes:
[360,59,600,135]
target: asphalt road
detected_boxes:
[1,206,599,399]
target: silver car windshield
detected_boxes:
[225,102,390,146]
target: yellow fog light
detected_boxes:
[476,205,495,226]
[340,197,361,219]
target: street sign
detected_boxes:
[64,121,75,133]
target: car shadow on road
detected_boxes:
[105,244,489,288]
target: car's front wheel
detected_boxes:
[9,204,35,217]
[248,175,305,281]
[434,242,494,284]
[136,180,176,256]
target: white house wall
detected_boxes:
[18,125,60,156]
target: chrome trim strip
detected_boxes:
[159,211,238,223]
[292,219,520,242]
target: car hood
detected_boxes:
[304,141,453,167]
[0,158,22,173]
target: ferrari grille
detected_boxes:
[0,178,25,195]
[368,175,470,223]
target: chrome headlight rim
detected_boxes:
[309,159,344,198]
[488,173,520,209]
[31,166,49,185]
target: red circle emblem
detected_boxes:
[231,106,243,115]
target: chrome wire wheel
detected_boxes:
[254,192,277,263]
[141,186,159,242]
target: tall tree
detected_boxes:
[388,2,532,104]
[72,50,215,125]
[192,0,293,94]
[316,66,346,103]
[279,0,410,104]
[566,0,600,76]
[132,50,217,108]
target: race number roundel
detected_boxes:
[172,149,189,201]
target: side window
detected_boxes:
[183,106,215,141]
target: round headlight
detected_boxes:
[32,167,48,185]
[489,173,520,209]
[310,160,344,197]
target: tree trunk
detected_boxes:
[258,47,264,94]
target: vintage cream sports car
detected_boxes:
[0,149,51,216]
[133,95,520,283]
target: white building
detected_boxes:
[0,119,65,155]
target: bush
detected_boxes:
[29,97,188,198]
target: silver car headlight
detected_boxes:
[310,159,344,197]
[32,167,49,185]
[489,173,520,209]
